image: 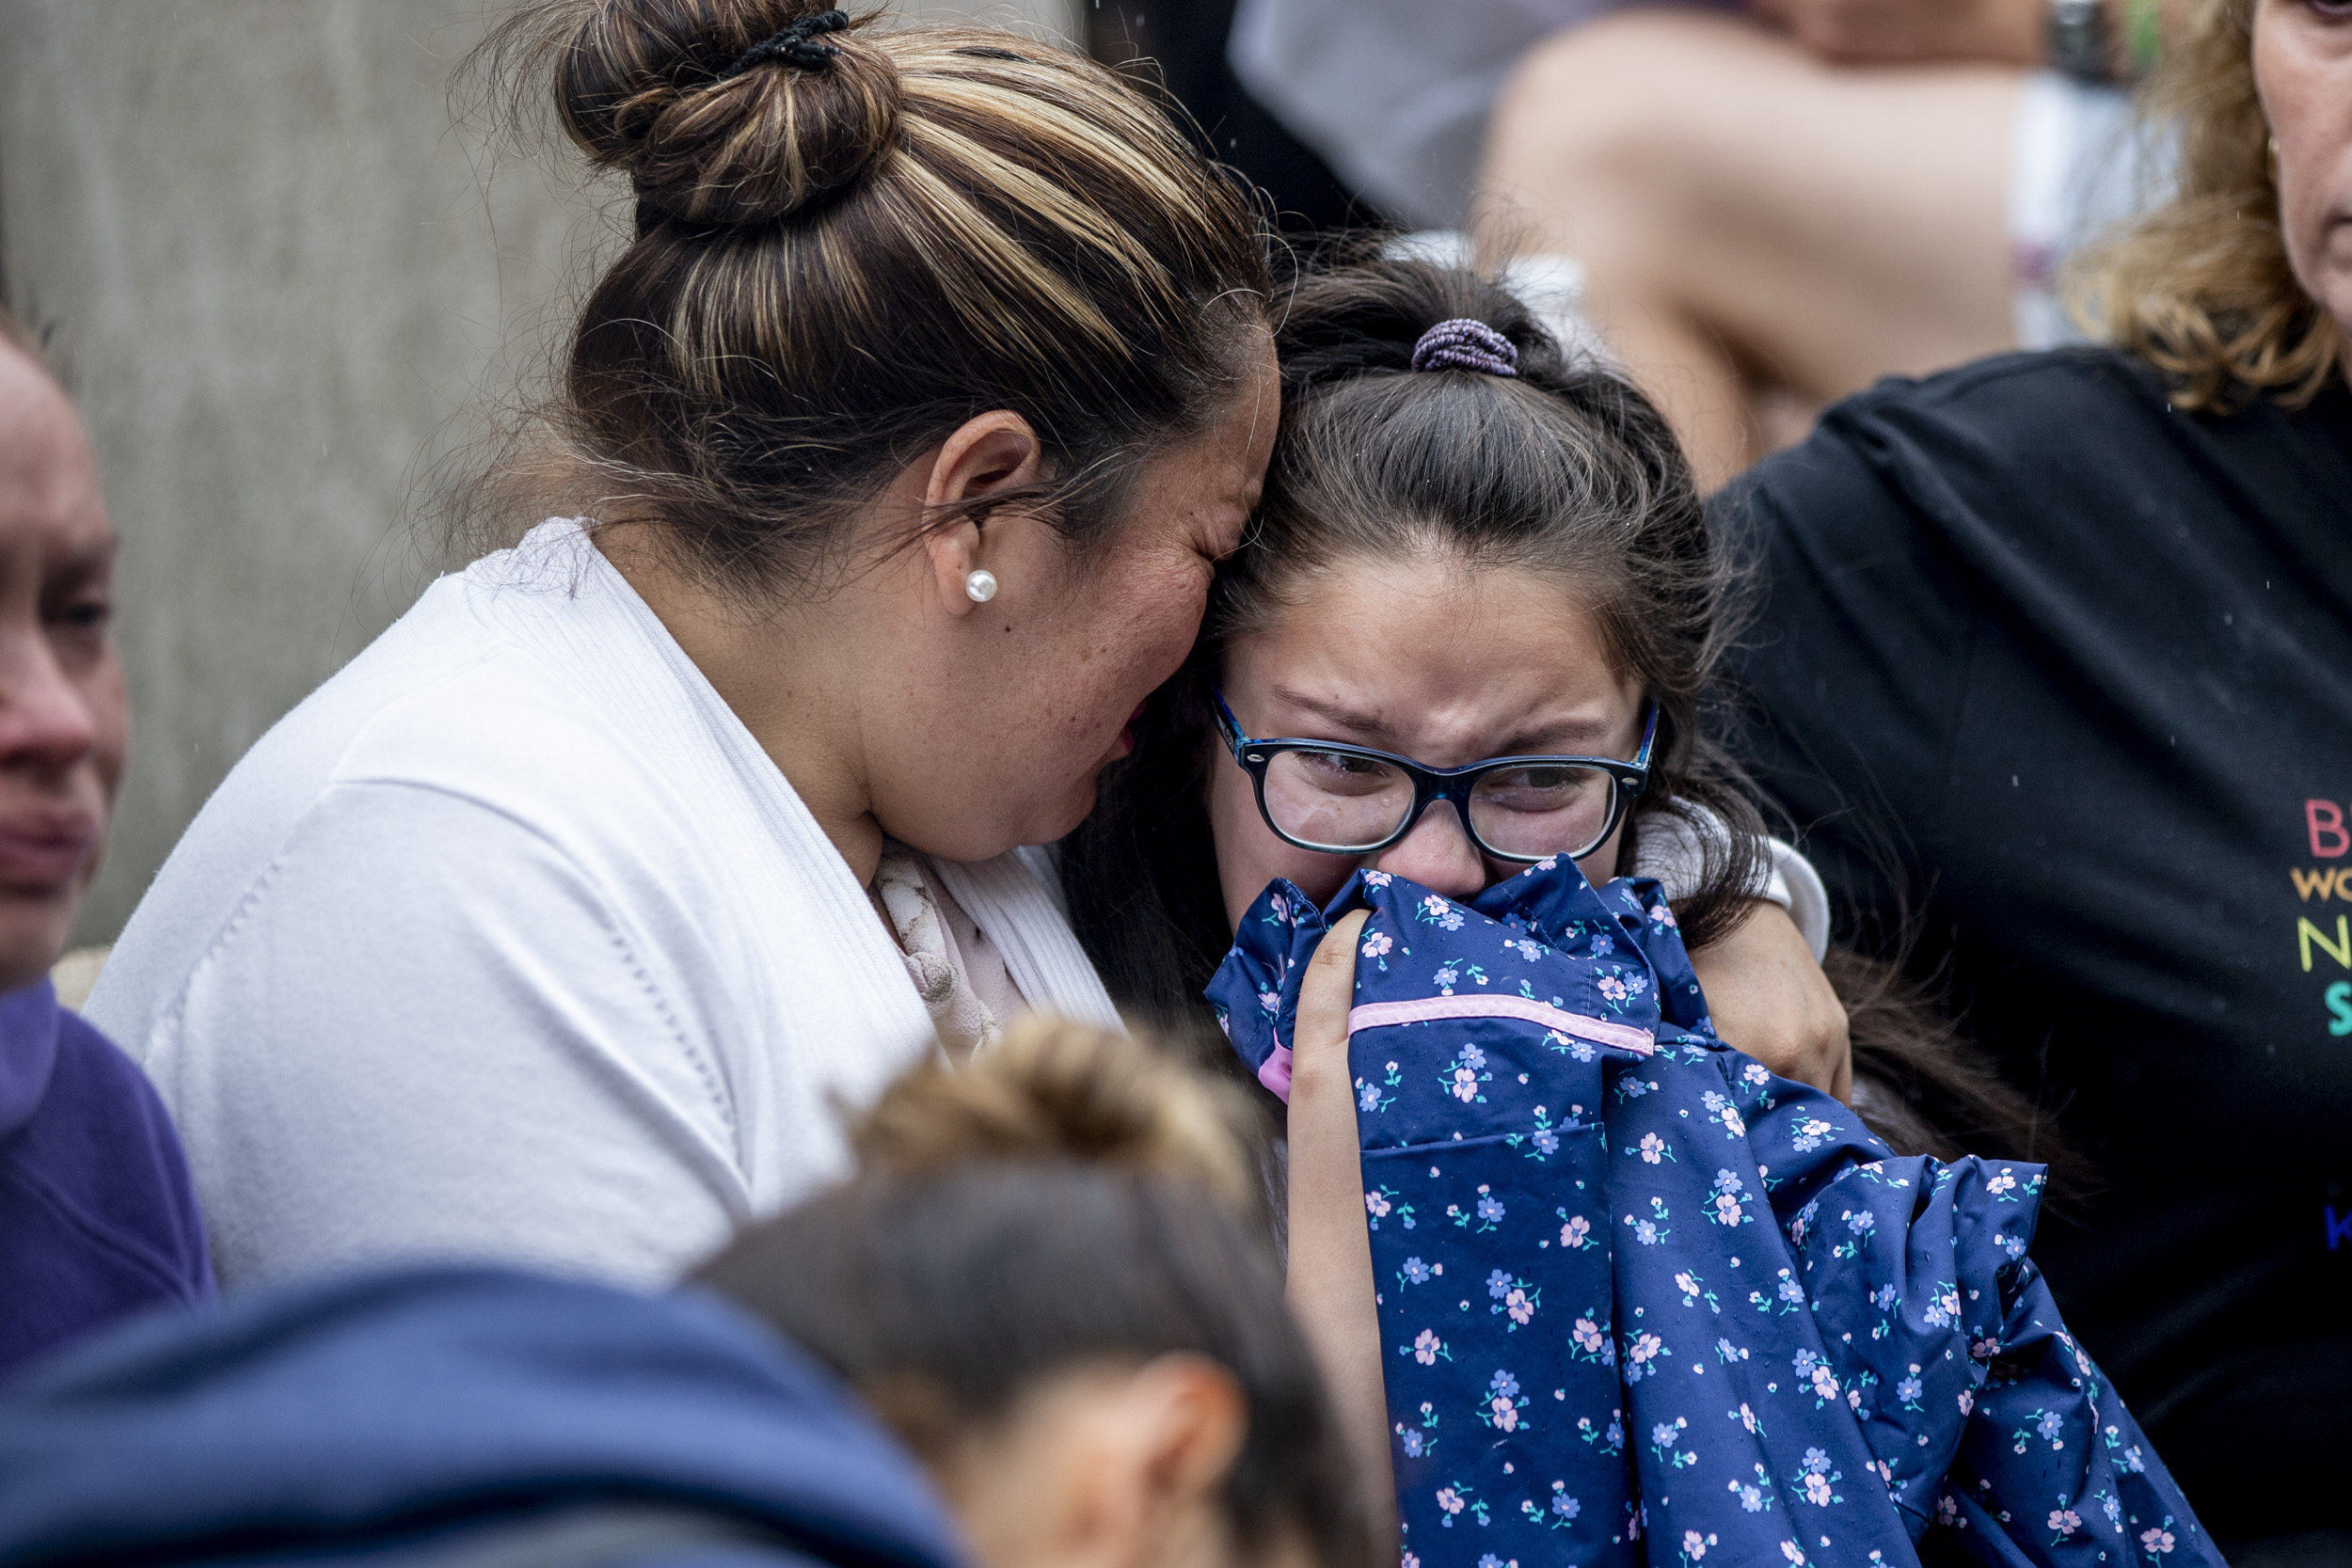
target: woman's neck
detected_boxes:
[596,527,888,886]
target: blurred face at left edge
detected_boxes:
[0,341,125,992]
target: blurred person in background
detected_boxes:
[1717,1,2351,1556]
[0,309,210,1380]
[0,1022,1369,1568]
[1087,0,1369,233]
[1226,0,2177,488]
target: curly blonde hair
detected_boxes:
[2073,0,2343,409]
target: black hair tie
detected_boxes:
[722,9,850,78]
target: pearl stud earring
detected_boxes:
[964,569,999,603]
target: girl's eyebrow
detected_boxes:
[1494,716,1619,754]
[1265,685,1623,756]
[1265,684,1393,743]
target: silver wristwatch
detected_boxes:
[2047,0,2114,82]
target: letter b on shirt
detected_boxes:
[2308,800,2349,859]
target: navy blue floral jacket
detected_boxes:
[1208,858,2216,1568]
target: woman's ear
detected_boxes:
[920,411,1046,618]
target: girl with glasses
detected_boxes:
[1061,256,2210,1566]
[1064,254,2060,1174]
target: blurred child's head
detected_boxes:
[695,1019,1366,1568]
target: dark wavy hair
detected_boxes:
[2072,0,2341,410]
[1060,253,2087,1192]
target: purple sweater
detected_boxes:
[0,979,211,1381]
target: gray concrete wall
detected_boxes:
[0,0,1078,946]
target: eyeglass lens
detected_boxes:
[1261,749,1617,859]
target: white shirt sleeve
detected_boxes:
[135,781,751,1290]
[1629,805,1834,963]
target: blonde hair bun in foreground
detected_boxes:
[854,1016,1261,1219]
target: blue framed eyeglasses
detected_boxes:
[1213,689,1657,864]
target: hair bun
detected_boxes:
[551,1,901,227]
[851,1018,1259,1215]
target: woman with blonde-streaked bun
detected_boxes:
[88,0,1280,1295]
[552,4,907,228]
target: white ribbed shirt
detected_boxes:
[87,520,1119,1291]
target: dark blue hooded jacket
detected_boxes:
[0,1266,970,1568]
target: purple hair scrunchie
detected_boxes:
[1409,318,1518,377]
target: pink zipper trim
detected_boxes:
[1258,1044,1295,1101]
[1345,994,1656,1055]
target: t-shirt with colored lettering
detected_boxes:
[1713,347,2352,1549]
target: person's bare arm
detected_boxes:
[1283,908,1397,1548]
[1749,0,2179,71]
[1688,899,1853,1101]
[1749,0,2043,64]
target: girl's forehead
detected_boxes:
[1246,554,1611,672]
[1300,548,1582,615]
[1227,557,1637,758]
